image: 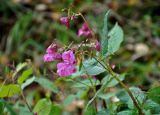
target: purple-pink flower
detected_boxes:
[57,62,76,77]
[78,23,92,38]
[95,40,101,52]
[43,44,62,62]
[62,50,76,64]
[60,16,70,28]
[43,53,61,62]
[46,44,57,53]
[57,50,76,77]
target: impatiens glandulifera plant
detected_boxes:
[1,9,160,115]
[44,10,146,115]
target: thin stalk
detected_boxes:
[82,63,98,112]
[95,58,144,115]
[21,92,32,112]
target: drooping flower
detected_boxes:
[95,40,101,51]
[60,16,70,28]
[57,62,76,77]
[62,50,76,64]
[43,44,62,62]
[78,23,92,37]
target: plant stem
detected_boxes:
[95,58,144,115]
[21,91,32,112]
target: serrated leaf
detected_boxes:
[81,58,106,76]
[147,86,160,104]
[18,68,33,84]
[116,87,146,109]
[100,11,124,57]
[101,11,110,56]
[35,77,59,93]
[0,84,21,97]
[107,23,123,56]
[33,98,52,115]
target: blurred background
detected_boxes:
[0,0,160,113]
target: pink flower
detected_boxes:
[57,62,76,77]
[43,53,61,62]
[57,50,77,77]
[43,44,62,62]
[78,23,92,37]
[95,40,101,51]
[111,64,116,69]
[46,44,57,53]
[60,16,70,28]
[62,50,76,64]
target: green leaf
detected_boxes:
[0,101,4,115]
[49,104,61,115]
[101,74,125,87]
[84,106,96,115]
[63,95,76,107]
[101,11,110,56]
[144,99,160,114]
[97,92,116,100]
[97,110,110,115]
[33,98,52,115]
[19,110,34,115]
[101,11,124,57]
[107,23,123,56]
[117,110,138,115]
[81,58,106,76]
[73,79,100,88]
[35,77,59,93]
[0,84,21,98]
[147,86,160,104]
[18,68,33,84]
[21,76,36,89]
[0,99,17,115]
[116,87,146,109]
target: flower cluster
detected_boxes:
[44,44,76,77]
[60,16,92,38]
[44,14,102,77]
